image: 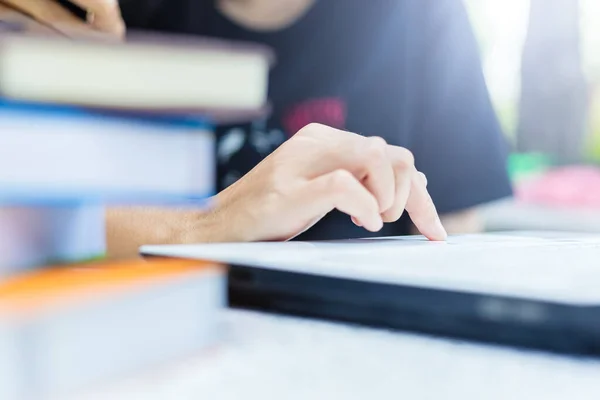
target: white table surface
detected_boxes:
[75,309,600,400]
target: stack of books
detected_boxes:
[0,30,272,276]
[0,27,272,399]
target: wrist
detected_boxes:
[177,196,236,244]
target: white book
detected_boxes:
[0,323,20,400]
[0,31,272,117]
[0,259,225,400]
[0,103,215,204]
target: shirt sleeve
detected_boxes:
[410,0,513,215]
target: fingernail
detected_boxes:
[370,216,384,232]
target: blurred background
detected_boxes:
[466,0,599,162]
[464,0,600,232]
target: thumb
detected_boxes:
[66,0,125,38]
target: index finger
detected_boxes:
[385,145,446,241]
[405,170,447,241]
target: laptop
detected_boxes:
[141,231,600,356]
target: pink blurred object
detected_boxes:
[516,166,600,208]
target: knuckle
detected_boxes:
[365,136,388,160]
[301,122,325,133]
[417,171,428,186]
[296,123,330,140]
[368,136,388,146]
[329,170,354,193]
[395,147,415,169]
[382,207,403,223]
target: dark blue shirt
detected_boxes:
[123,0,513,240]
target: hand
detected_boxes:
[209,123,448,242]
[106,123,447,258]
[67,0,125,38]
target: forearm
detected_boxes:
[105,205,224,259]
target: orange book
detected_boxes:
[0,258,226,400]
[0,257,221,316]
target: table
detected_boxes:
[75,309,600,400]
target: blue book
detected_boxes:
[0,101,215,205]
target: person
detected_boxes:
[70,0,513,259]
